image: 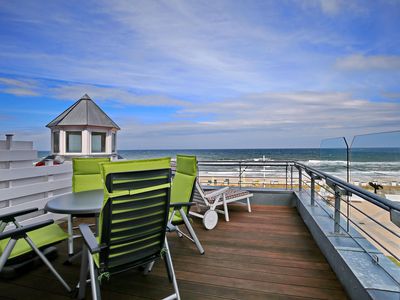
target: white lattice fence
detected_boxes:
[0,135,72,226]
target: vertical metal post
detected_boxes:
[345,139,350,232]
[285,164,288,190]
[334,189,341,233]
[239,162,242,189]
[346,196,350,233]
[311,177,315,206]
[68,215,74,256]
[344,138,350,183]
[290,165,293,190]
[298,167,302,191]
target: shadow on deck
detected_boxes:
[0,206,348,299]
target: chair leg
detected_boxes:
[88,249,101,300]
[78,245,89,299]
[144,261,155,274]
[67,215,74,256]
[164,257,173,282]
[0,238,17,271]
[223,194,230,222]
[179,208,205,255]
[24,236,71,292]
[247,197,252,212]
[164,237,180,300]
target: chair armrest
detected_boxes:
[205,187,229,198]
[0,208,39,223]
[0,219,53,240]
[170,202,195,210]
[79,224,104,254]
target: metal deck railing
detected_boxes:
[197,159,400,284]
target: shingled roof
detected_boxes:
[46,94,120,129]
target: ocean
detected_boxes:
[37,148,400,183]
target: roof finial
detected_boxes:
[81,94,91,100]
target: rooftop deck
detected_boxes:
[0,205,347,299]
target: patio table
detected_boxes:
[45,189,103,262]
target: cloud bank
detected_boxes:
[0,0,399,149]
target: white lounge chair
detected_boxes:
[190,181,253,230]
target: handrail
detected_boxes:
[294,161,400,212]
[198,159,400,212]
[198,160,294,167]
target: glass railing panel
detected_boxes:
[351,131,400,196]
[350,131,400,263]
[319,137,349,182]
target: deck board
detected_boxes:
[0,205,347,299]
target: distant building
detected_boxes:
[46,94,120,158]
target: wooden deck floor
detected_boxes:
[0,206,347,299]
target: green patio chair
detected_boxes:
[168,155,204,254]
[68,157,110,256]
[77,158,180,300]
[0,208,70,292]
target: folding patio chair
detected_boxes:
[0,208,70,292]
[190,182,253,230]
[68,157,110,256]
[77,157,180,300]
[168,155,204,255]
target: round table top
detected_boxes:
[45,189,104,215]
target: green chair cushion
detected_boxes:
[170,156,197,218]
[175,155,197,176]
[170,172,195,204]
[73,174,104,193]
[72,158,110,193]
[0,224,68,260]
[73,158,110,175]
[101,158,171,176]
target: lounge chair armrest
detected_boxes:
[205,187,229,198]
[170,202,195,210]
[0,208,39,223]
[0,219,53,240]
[79,223,104,254]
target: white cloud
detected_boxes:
[0,77,39,96]
[50,84,188,107]
[300,0,366,16]
[336,54,400,71]
[115,91,400,148]
[319,0,341,14]
[0,76,189,107]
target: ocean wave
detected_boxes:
[305,160,400,166]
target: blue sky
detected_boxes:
[0,0,399,150]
